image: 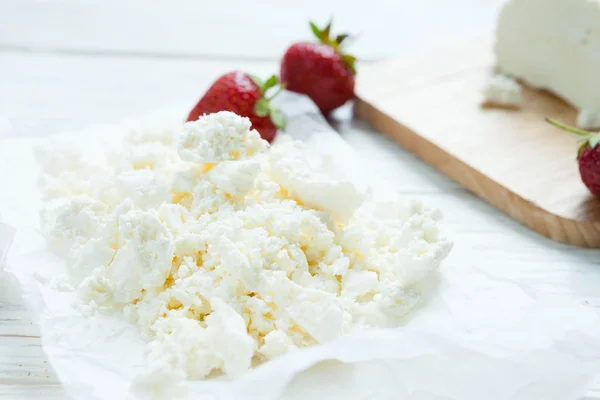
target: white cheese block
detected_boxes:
[494,0,600,129]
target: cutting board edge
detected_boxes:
[354,97,600,248]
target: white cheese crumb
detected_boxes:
[107,209,174,304]
[66,237,115,285]
[177,111,268,163]
[268,140,366,220]
[115,170,171,210]
[208,159,261,198]
[40,195,109,257]
[259,330,297,359]
[482,74,523,107]
[37,112,452,389]
[342,269,379,299]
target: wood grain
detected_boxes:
[355,39,600,248]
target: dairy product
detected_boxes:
[482,74,522,107]
[36,111,451,389]
[495,0,600,128]
[177,111,267,163]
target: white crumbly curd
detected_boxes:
[36,111,452,389]
[482,74,523,107]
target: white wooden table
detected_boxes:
[1,1,600,399]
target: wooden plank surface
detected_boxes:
[0,271,66,399]
[355,39,600,247]
[1,0,600,398]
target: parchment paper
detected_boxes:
[1,92,600,400]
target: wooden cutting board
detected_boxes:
[354,38,600,248]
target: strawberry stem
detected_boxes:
[251,74,287,130]
[546,118,594,137]
[546,117,600,158]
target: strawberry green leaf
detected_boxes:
[323,20,332,40]
[342,54,356,64]
[264,75,278,91]
[335,34,350,45]
[342,54,357,74]
[589,134,600,149]
[255,98,270,117]
[310,22,322,41]
[270,108,287,130]
[546,118,594,137]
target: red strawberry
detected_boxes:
[547,118,600,196]
[280,21,356,116]
[186,71,286,142]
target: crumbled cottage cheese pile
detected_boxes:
[36,111,451,387]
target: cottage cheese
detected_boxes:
[178,111,267,163]
[494,0,600,128]
[259,329,297,359]
[37,111,452,390]
[268,140,366,220]
[482,74,522,107]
